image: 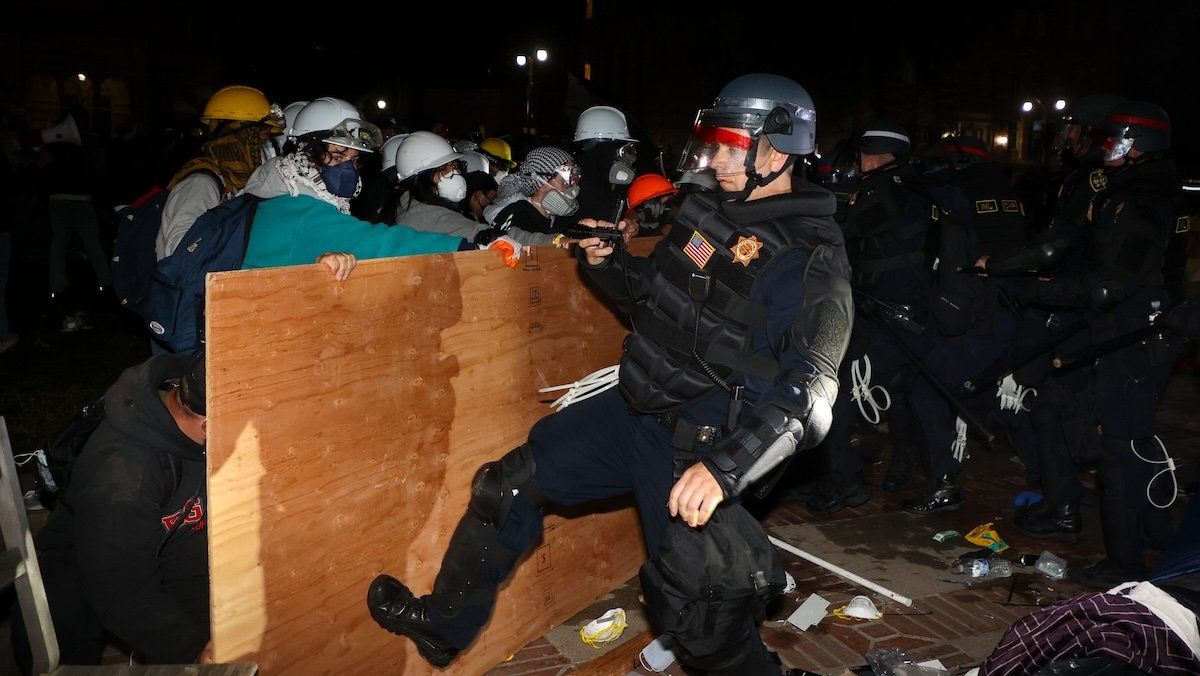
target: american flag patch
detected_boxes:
[683,231,715,268]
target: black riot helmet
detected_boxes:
[678,73,817,201]
[1102,101,1171,163]
[1057,93,1127,163]
[854,120,910,178]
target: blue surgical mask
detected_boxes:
[322,160,360,197]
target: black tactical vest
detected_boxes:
[1087,159,1184,294]
[840,165,934,310]
[618,187,849,414]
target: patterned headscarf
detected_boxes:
[168,121,270,195]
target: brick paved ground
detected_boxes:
[483,371,1200,675]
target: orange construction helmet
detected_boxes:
[627,174,677,211]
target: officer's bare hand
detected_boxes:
[317,252,357,281]
[668,463,724,528]
[578,218,635,265]
[974,255,990,276]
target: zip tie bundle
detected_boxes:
[951,417,969,463]
[996,374,1037,413]
[580,608,627,647]
[850,355,891,424]
[1132,435,1179,509]
[538,364,620,411]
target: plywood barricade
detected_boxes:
[205,240,657,674]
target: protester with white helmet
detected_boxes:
[240,99,467,270]
[274,100,309,153]
[392,131,489,240]
[557,105,639,229]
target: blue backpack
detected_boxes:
[111,170,221,313]
[142,194,262,354]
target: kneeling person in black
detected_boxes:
[14,354,210,668]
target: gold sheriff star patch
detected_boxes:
[732,235,763,267]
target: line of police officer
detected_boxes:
[811,96,1187,590]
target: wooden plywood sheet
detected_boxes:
[205,241,656,674]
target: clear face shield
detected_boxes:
[676,111,761,178]
[1102,127,1136,162]
[323,118,384,153]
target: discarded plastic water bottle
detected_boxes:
[952,557,1013,578]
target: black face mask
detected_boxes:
[637,200,668,229]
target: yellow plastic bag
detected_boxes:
[965,522,1009,553]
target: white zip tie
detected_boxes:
[850,355,891,424]
[1131,435,1179,509]
[996,374,1037,413]
[952,417,969,463]
[538,364,620,411]
[12,449,45,467]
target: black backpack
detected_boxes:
[32,397,106,506]
[638,504,786,671]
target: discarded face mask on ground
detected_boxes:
[579,607,627,647]
[833,595,883,621]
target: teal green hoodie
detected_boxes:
[242,195,463,269]
[239,158,464,269]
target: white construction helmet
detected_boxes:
[574,105,634,142]
[281,101,309,139]
[462,150,490,174]
[291,97,382,152]
[380,134,410,172]
[396,131,463,181]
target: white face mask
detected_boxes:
[261,141,278,163]
[493,169,509,183]
[437,172,467,202]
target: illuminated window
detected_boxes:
[586,0,593,19]
[584,62,592,80]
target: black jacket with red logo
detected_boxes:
[35,355,208,664]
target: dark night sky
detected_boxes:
[13,1,1200,168]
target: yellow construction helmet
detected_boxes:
[479,137,513,162]
[201,85,281,127]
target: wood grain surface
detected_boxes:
[204,241,655,674]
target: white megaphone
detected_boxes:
[41,114,81,146]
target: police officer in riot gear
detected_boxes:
[903,136,1029,514]
[365,74,852,673]
[1018,102,1183,588]
[810,121,933,514]
[1002,95,1127,543]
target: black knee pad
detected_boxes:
[468,445,548,527]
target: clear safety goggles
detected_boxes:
[323,118,384,153]
[541,164,581,187]
[261,103,286,131]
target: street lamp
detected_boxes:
[516,48,548,126]
[1019,96,1068,163]
[376,99,387,110]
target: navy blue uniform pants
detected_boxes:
[426,387,773,673]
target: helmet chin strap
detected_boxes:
[719,140,795,202]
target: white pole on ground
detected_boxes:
[769,535,914,607]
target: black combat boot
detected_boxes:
[882,447,914,493]
[367,575,460,667]
[1071,558,1145,590]
[1016,502,1083,542]
[902,473,962,514]
[805,475,870,515]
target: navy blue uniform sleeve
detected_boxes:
[576,242,658,309]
